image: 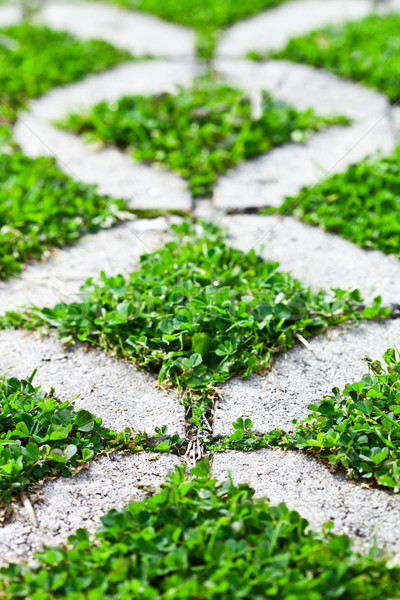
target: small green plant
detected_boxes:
[211,348,400,493]
[0,153,127,279]
[0,23,132,124]
[0,124,17,154]
[106,0,288,29]
[286,348,400,491]
[1,222,387,409]
[257,14,400,102]
[0,372,138,502]
[1,460,400,599]
[102,0,289,60]
[59,75,349,198]
[276,147,400,257]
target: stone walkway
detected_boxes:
[1,0,400,564]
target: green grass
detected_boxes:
[210,348,400,492]
[287,348,400,491]
[0,124,17,154]
[59,76,349,198]
[0,153,128,280]
[0,23,132,124]
[1,460,400,599]
[0,372,136,502]
[106,0,288,29]
[259,13,400,103]
[1,221,387,428]
[102,0,290,59]
[277,147,400,257]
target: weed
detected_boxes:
[287,347,400,491]
[275,148,400,257]
[1,222,387,408]
[0,153,127,279]
[211,348,400,492]
[60,75,349,198]
[1,460,399,599]
[255,14,400,102]
[0,372,138,502]
[102,0,289,59]
[0,23,131,124]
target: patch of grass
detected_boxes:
[2,460,400,599]
[260,14,400,103]
[0,123,17,154]
[102,0,290,59]
[1,222,387,411]
[211,348,400,492]
[0,372,135,502]
[0,23,132,124]
[106,0,288,29]
[60,76,349,198]
[277,148,400,257]
[287,347,400,491]
[0,153,127,280]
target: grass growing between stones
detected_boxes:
[288,347,400,491]
[1,221,388,428]
[1,460,400,600]
[2,22,131,109]
[250,13,400,103]
[0,373,137,502]
[210,348,400,492]
[276,148,400,257]
[101,0,289,59]
[106,0,288,29]
[59,75,349,198]
[0,153,127,280]
[0,23,132,125]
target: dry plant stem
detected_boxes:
[20,491,37,528]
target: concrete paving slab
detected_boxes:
[41,0,195,59]
[213,449,400,553]
[0,453,181,565]
[218,0,371,58]
[0,329,185,435]
[14,62,194,211]
[0,219,171,313]
[224,214,400,307]
[214,320,400,436]
[214,61,395,209]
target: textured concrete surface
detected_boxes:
[214,320,400,435]
[213,449,400,553]
[218,0,371,58]
[26,61,196,122]
[0,219,171,312]
[224,214,400,307]
[0,4,19,26]
[14,61,195,211]
[3,0,400,564]
[41,0,195,58]
[0,329,185,435]
[214,61,395,209]
[0,453,182,565]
